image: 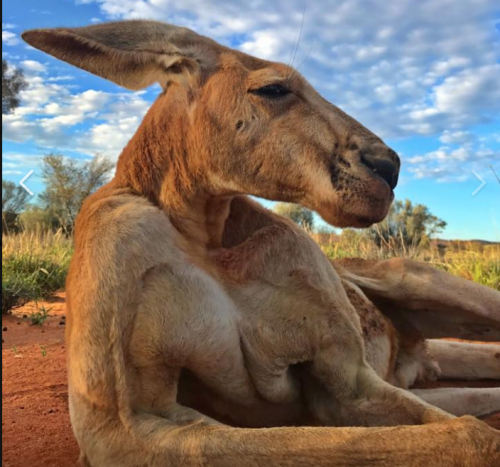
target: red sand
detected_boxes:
[2,293,499,467]
[2,294,79,467]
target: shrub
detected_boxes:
[2,230,72,313]
[274,203,314,230]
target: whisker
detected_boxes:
[286,6,306,83]
[291,6,306,69]
[295,40,315,75]
[287,26,300,69]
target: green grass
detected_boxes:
[29,306,52,326]
[2,230,73,314]
[436,251,500,290]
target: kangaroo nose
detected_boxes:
[360,151,399,190]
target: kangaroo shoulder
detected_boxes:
[69,188,183,292]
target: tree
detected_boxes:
[39,154,114,234]
[274,202,314,230]
[2,179,29,213]
[18,205,61,232]
[2,179,29,233]
[369,199,446,249]
[2,59,28,114]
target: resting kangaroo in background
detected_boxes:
[23,20,500,467]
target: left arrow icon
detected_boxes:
[20,170,34,196]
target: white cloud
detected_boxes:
[240,31,286,60]
[1,153,46,178]
[5,0,499,183]
[2,152,43,167]
[13,76,71,115]
[433,64,500,115]
[2,59,150,160]
[47,75,76,82]
[407,142,499,182]
[30,9,53,16]
[2,112,69,148]
[2,51,21,60]
[2,23,16,30]
[20,60,47,73]
[74,0,500,142]
[2,68,119,152]
[439,130,474,145]
[400,64,500,137]
[2,30,19,46]
[76,94,150,158]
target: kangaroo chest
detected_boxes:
[128,219,394,427]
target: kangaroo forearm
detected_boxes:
[163,417,499,467]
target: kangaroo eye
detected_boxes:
[251,84,291,98]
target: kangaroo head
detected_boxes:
[23,20,399,228]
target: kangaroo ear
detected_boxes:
[22,20,219,90]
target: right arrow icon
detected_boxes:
[471,170,486,196]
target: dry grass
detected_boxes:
[313,232,500,290]
[2,230,73,313]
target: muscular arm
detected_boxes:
[334,258,500,341]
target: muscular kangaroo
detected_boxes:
[22,20,500,467]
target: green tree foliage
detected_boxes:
[2,179,29,233]
[274,202,314,230]
[369,199,446,249]
[2,59,28,114]
[39,154,114,234]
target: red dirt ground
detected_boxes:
[2,293,78,467]
[2,293,499,467]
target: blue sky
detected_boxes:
[2,0,500,240]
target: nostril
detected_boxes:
[387,148,401,168]
[360,152,399,190]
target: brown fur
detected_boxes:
[22,20,500,467]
